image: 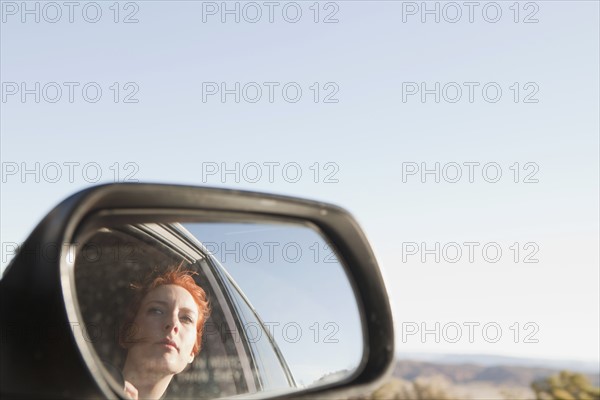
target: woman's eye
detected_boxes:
[148,307,163,315]
[181,315,194,324]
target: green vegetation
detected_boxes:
[531,371,600,400]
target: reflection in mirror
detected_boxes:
[73,218,363,399]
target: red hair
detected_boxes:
[119,264,210,356]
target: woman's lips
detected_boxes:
[157,339,179,352]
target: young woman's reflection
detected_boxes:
[118,265,210,399]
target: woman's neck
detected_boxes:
[122,359,173,399]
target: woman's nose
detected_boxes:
[164,315,179,333]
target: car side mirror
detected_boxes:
[1,183,394,399]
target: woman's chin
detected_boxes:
[126,345,188,376]
[153,355,187,375]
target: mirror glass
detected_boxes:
[72,217,363,399]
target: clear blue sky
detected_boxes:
[1,1,598,364]
[184,222,362,385]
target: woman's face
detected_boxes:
[126,284,199,375]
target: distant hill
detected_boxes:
[395,360,598,387]
[391,358,600,399]
[398,353,600,374]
